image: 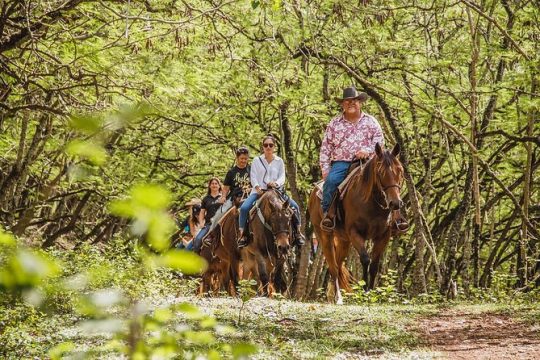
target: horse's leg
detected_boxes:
[317,229,344,304]
[369,232,391,290]
[347,229,370,291]
[255,253,270,296]
[229,257,239,296]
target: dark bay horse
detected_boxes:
[199,198,243,296]
[242,189,293,296]
[308,143,404,304]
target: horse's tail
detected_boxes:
[338,266,352,292]
[334,237,352,291]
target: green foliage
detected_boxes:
[348,270,404,304]
[237,279,258,325]
[0,181,255,358]
[0,230,61,294]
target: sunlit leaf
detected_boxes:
[153,307,173,323]
[184,330,215,344]
[131,184,172,210]
[49,341,75,360]
[0,230,15,247]
[158,250,207,274]
[69,114,103,134]
[109,199,136,217]
[66,140,107,166]
[232,343,258,359]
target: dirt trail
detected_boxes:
[417,310,540,359]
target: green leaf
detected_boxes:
[232,343,258,359]
[158,250,207,274]
[49,341,75,359]
[109,199,136,217]
[184,330,215,344]
[69,114,103,134]
[131,184,172,210]
[66,140,107,166]
[0,230,15,247]
[153,307,173,323]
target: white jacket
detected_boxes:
[250,155,285,195]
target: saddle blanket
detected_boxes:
[315,165,363,200]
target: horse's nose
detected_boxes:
[278,244,290,254]
[390,199,402,210]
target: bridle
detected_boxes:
[255,200,291,238]
[373,163,403,210]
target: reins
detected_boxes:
[351,156,403,210]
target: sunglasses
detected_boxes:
[263,143,275,148]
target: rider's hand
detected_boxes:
[267,182,276,188]
[256,186,264,195]
[355,150,369,160]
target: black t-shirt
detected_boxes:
[201,194,221,225]
[223,165,251,199]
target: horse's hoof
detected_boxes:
[336,298,343,305]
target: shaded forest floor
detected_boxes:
[4,295,540,359]
[159,296,540,359]
[416,306,540,359]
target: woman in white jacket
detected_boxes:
[237,134,304,248]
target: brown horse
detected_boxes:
[242,189,293,296]
[308,143,404,304]
[199,196,244,295]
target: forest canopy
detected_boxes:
[1,0,539,297]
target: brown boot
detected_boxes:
[237,228,249,248]
[320,212,335,231]
[293,225,306,246]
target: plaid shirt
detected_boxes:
[319,112,384,175]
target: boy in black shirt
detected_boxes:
[208,146,251,232]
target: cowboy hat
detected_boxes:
[334,86,369,103]
[185,198,202,206]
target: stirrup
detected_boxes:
[237,236,249,249]
[320,215,335,232]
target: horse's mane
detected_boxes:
[354,150,403,203]
[259,189,284,214]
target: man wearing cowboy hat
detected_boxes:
[319,86,384,229]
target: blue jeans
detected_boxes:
[322,161,351,212]
[288,198,301,226]
[191,224,210,252]
[239,193,302,230]
[239,193,258,230]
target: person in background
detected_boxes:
[208,146,251,233]
[185,177,222,252]
[175,198,202,249]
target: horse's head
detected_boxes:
[372,143,404,210]
[264,191,293,255]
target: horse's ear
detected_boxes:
[391,143,401,157]
[375,142,383,158]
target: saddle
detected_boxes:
[315,162,363,201]
[317,159,365,229]
[202,205,238,250]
